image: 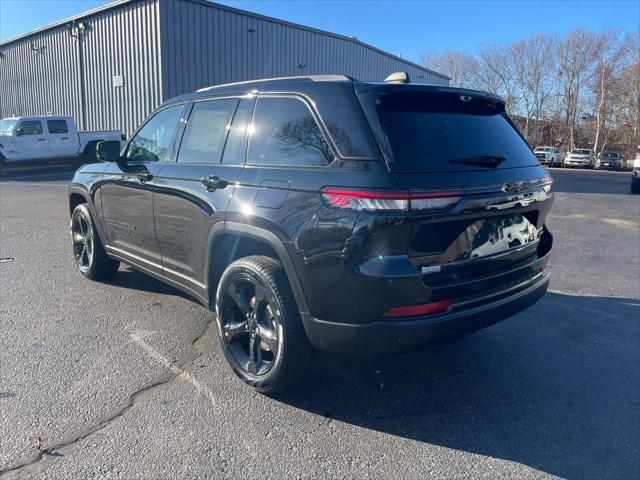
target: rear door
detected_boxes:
[14,120,49,160]
[153,96,251,295]
[46,119,78,158]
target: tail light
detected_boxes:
[383,299,452,318]
[321,188,463,212]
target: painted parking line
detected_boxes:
[129,329,217,405]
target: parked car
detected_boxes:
[595,151,623,171]
[68,74,554,392]
[0,116,123,172]
[631,149,640,194]
[564,148,595,168]
[534,146,563,167]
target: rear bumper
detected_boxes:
[302,270,549,354]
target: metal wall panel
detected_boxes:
[0,0,161,135]
[160,0,449,99]
[0,27,83,125]
[1,0,448,136]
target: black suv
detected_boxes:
[69,74,553,392]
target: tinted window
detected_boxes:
[47,120,68,134]
[376,92,539,172]
[248,97,333,167]
[19,120,43,135]
[222,98,254,165]
[177,99,237,164]
[311,84,380,158]
[126,105,183,162]
[573,149,591,155]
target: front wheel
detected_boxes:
[71,204,119,279]
[215,255,314,393]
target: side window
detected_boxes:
[221,98,254,165]
[177,99,238,164]
[18,120,43,135]
[126,104,183,162]
[247,97,333,167]
[47,120,68,134]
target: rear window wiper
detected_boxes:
[448,155,506,168]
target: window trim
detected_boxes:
[245,93,338,169]
[123,102,188,163]
[46,119,69,135]
[17,120,43,136]
[174,96,243,166]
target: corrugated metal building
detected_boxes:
[0,0,449,135]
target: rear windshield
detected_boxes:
[376,92,538,172]
[602,152,618,158]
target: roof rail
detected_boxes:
[197,74,356,92]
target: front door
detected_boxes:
[14,120,49,160]
[99,104,186,274]
[154,97,253,296]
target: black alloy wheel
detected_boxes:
[70,204,119,280]
[219,274,281,376]
[71,211,94,273]
[216,256,313,393]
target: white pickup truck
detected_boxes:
[0,116,123,171]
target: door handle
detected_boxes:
[137,172,153,183]
[61,137,69,140]
[37,138,47,142]
[200,175,228,191]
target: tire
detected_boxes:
[215,255,314,393]
[631,176,640,194]
[70,204,119,280]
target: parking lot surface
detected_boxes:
[0,168,638,479]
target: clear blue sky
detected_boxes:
[1,0,637,63]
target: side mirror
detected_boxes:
[15,127,23,137]
[96,140,121,162]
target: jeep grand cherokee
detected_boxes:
[68,73,553,392]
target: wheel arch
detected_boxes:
[68,184,109,245]
[206,222,310,316]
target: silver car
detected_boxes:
[534,146,564,167]
[564,149,595,169]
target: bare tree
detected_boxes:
[477,43,519,114]
[510,35,556,143]
[589,30,628,153]
[616,32,640,159]
[419,49,480,88]
[555,29,604,149]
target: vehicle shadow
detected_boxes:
[104,266,199,304]
[276,293,640,480]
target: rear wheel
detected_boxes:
[71,204,119,279]
[215,255,314,393]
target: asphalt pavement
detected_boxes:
[0,167,638,479]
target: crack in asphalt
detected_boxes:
[0,313,218,479]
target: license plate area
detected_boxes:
[418,213,538,264]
